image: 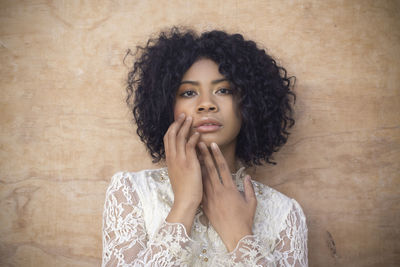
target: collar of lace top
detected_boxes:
[232,166,246,181]
[158,166,247,183]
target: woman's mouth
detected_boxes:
[194,118,223,133]
[195,123,222,133]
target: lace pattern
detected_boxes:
[137,221,194,266]
[102,169,308,266]
[215,235,275,266]
[273,201,308,266]
[102,173,193,266]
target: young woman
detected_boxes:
[102,28,308,266]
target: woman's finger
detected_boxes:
[201,163,214,195]
[198,142,221,189]
[210,142,235,188]
[163,132,169,161]
[176,116,193,156]
[166,113,185,158]
[186,131,200,159]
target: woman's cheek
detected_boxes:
[173,109,182,120]
[173,104,182,120]
[173,102,190,120]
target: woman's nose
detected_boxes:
[197,97,218,113]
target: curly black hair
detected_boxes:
[126,27,295,166]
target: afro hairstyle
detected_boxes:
[126,27,295,166]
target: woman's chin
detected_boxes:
[198,136,216,147]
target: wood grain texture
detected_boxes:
[0,0,399,266]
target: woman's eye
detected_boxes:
[180,90,197,97]
[216,88,233,95]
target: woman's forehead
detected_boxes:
[181,59,225,81]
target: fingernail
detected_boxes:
[179,113,185,119]
[211,142,218,149]
[245,175,251,182]
[186,116,192,121]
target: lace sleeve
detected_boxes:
[221,235,275,266]
[273,200,308,266]
[219,199,308,267]
[102,172,194,266]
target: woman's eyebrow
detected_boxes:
[211,78,229,85]
[180,80,199,85]
[180,78,229,85]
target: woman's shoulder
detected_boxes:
[252,179,305,223]
[107,168,170,190]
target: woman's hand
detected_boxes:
[165,113,202,233]
[198,142,257,252]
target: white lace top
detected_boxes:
[102,168,308,266]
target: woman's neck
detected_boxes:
[220,143,238,173]
[196,142,238,174]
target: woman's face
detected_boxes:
[174,58,242,151]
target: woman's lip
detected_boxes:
[194,117,222,128]
[195,125,222,133]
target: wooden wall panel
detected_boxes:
[0,1,399,266]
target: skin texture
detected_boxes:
[165,59,257,252]
[199,142,257,252]
[164,114,202,232]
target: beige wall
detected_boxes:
[1,0,399,266]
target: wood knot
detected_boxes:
[326,231,338,259]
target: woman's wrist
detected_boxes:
[166,202,198,234]
[225,228,254,252]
